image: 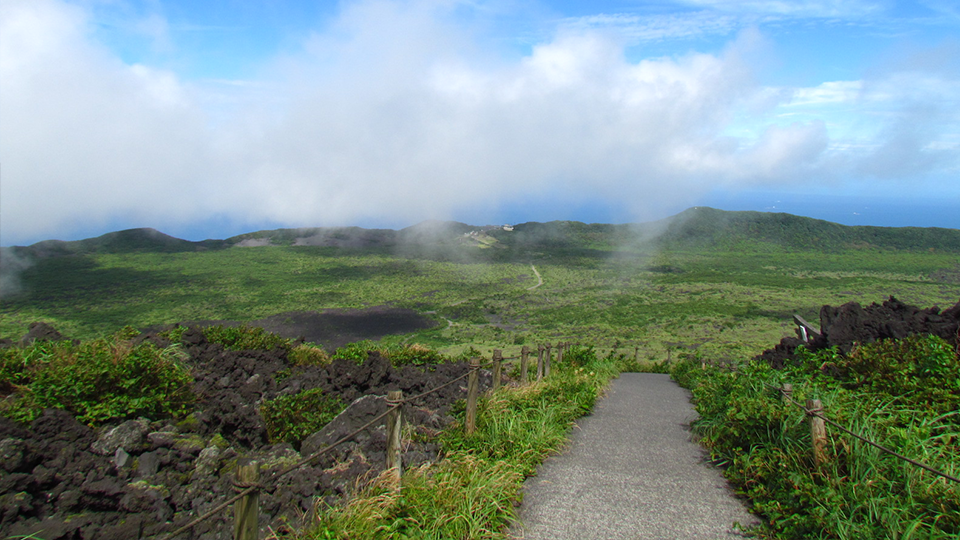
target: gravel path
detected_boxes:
[512,373,758,539]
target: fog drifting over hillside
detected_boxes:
[2,0,958,246]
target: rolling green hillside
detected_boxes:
[7,207,960,261]
[2,208,958,356]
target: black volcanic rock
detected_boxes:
[757,296,960,368]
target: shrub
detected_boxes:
[261,388,345,447]
[202,325,292,352]
[0,329,195,425]
[331,340,376,364]
[290,344,331,366]
[385,343,447,366]
[673,335,960,539]
[332,341,449,367]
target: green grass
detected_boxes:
[295,347,622,540]
[3,239,958,364]
[672,335,960,539]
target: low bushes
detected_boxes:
[261,388,345,447]
[332,340,449,366]
[0,328,195,425]
[673,334,960,539]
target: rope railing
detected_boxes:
[701,356,960,485]
[782,391,960,484]
[156,343,575,539]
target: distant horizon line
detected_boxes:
[6,205,960,248]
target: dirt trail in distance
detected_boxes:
[527,264,543,290]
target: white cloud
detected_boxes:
[0,0,956,245]
[789,80,862,106]
[0,0,215,242]
[556,11,742,43]
[676,0,886,18]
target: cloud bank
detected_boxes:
[1,0,957,245]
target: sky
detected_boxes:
[1,0,958,246]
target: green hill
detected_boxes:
[647,207,960,251]
[8,208,960,260]
[489,208,960,253]
[12,228,225,259]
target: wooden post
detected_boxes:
[234,459,259,540]
[536,345,544,382]
[385,390,403,479]
[466,358,479,435]
[492,349,502,391]
[781,384,793,403]
[807,399,827,466]
[520,346,530,385]
[555,343,563,367]
[544,343,552,379]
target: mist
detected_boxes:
[0,248,33,298]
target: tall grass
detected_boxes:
[673,335,960,539]
[292,347,620,539]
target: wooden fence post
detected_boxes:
[466,358,479,435]
[234,459,259,540]
[807,398,827,466]
[385,390,403,480]
[520,346,530,385]
[536,345,545,382]
[544,343,552,379]
[556,343,563,367]
[781,384,793,403]
[492,349,502,391]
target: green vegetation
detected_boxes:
[4,210,959,358]
[672,335,960,539]
[261,388,345,447]
[1,209,959,538]
[202,324,293,352]
[332,340,451,366]
[290,343,331,366]
[0,328,194,425]
[300,347,620,539]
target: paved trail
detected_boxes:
[513,373,757,540]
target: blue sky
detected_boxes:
[1,0,958,245]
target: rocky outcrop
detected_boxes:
[757,296,960,368]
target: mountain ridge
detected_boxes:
[8,207,960,259]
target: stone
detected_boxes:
[0,439,26,473]
[92,418,150,456]
[193,446,221,478]
[114,448,131,469]
[137,451,160,477]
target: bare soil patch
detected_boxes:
[168,305,438,352]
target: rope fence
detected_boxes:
[699,315,960,488]
[771,381,960,484]
[159,341,574,539]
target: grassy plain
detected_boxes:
[2,237,959,364]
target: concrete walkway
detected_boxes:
[512,373,758,540]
